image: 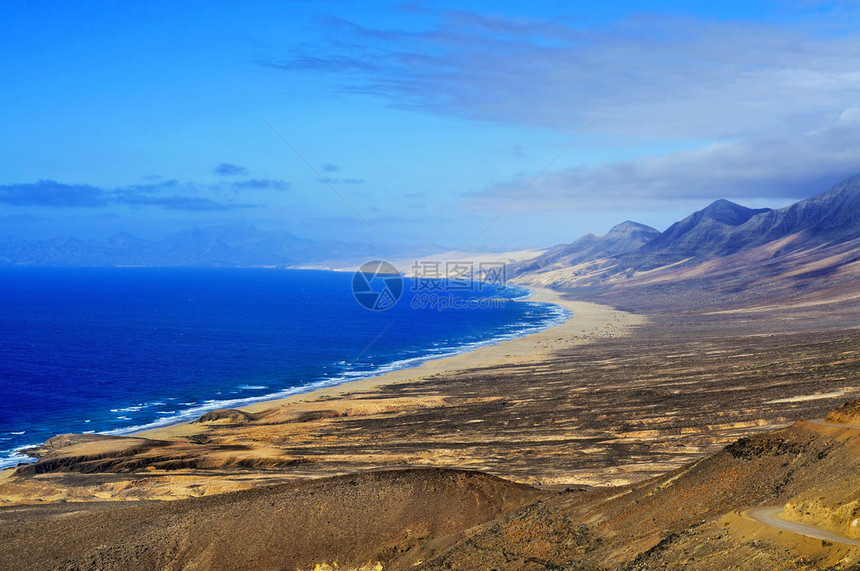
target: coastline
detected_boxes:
[5,283,859,499]
[0,285,645,484]
[0,276,566,467]
[138,288,646,441]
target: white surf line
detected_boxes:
[745,506,860,546]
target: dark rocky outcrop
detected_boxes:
[195,408,256,424]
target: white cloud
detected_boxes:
[464,108,860,211]
[276,11,860,140]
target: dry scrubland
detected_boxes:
[0,256,859,569]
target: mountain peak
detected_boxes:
[696,199,771,227]
[828,172,860,190]
[637,199,772,259]
[513,221,659,274]
[757,173,860,242]
[607,221,657,235]
[814,173,860,203]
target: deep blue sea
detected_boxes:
[0,267,567,469]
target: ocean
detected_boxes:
[0,267,568,469]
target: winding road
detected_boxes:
[808,418,860,430]
[745,507,860,546]
[742,418,860,547]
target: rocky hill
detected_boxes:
[516,220,659,274]
[634,199,772,266]
[633,174,860,269]
[424,411,860,569]
[513,174,860,309]
[5,406,860,570]
[0,469,545,570]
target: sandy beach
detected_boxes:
[0,288,648,501]
[3,275,860,571]
[5,282,858,504]
[138,288,646,442]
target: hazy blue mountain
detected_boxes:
[632,174,860,269]
[736,174,860,246]
[0,225,434,268]
[516,221,660,273]
[513,173,860,284]
[638,200,772,259]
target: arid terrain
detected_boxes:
[1,278,858,568]
[2,180,860,569]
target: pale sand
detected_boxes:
[766,388,856,404]
[139,288,646,441]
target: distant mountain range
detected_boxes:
[635,200,773,266]
[513,174,860,308]
[636,176,860,265]
[4,175,860,285]
[0,226,438,268]
[516,221,661,274]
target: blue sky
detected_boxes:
[2,1,860,249]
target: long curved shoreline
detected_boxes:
[137,288,646,441]
[0,285,631,472]
[0,286,645,475]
